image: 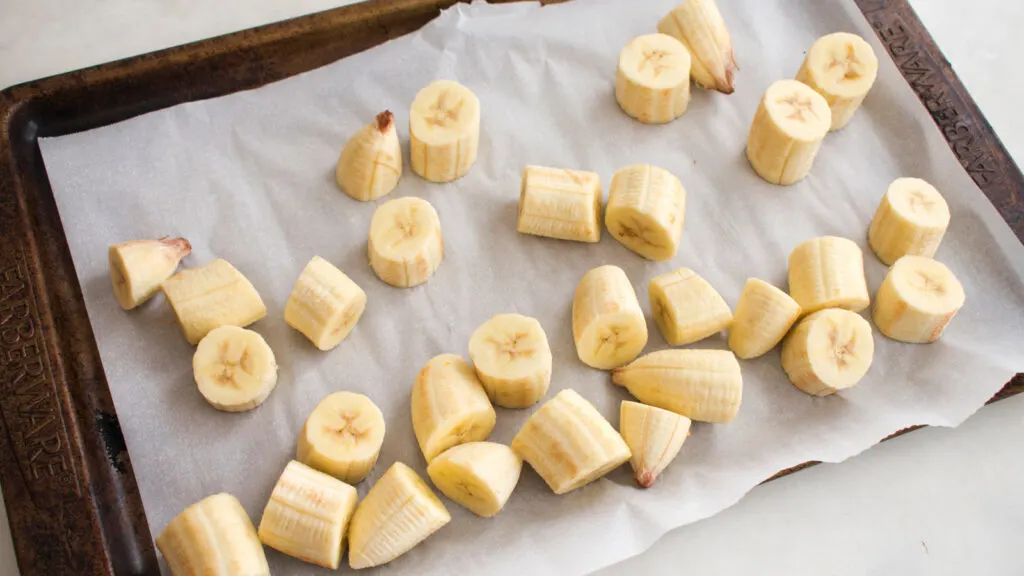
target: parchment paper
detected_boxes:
[38,0,1024,573]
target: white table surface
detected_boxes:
[1,1,1021,574]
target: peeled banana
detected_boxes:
[368,196,444,288]
[619,400,691,488]
[615,33,691,124]
[409,80,480,183]
[649,268,732,346]
[746,79,832,185]
[795,32,879,131]
[872,255,965,343]
[284,256,366,351]
[788,236,870,314]
[411,353,497,463]
[468,313,552,409]
[572,265,648,370]
[193,326,277,412]
[336,110,402,201]
[728,278,802,359]
[657,0,737,94]
[517,165,602,243]
[297,391,386,484]
[109,236,191,310]
[605,164,687,261]
[868,177,950,265]
[162,258,267,345]
[511,389,631,495]
[156,493,269,576]
[781,308,875,396]
[426,441,523,518]
[612,349,743,423]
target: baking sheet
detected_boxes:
[37,0,1024,573]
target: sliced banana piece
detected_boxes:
[615,33,691,124]
[572,265,648,370]
[649,268,732,346]
[426,441,523,518]
[517,165,602,243]
[605,164,687,261]
[872,255,965,343]
[193,326,277,412]
[511,389,631,495]
[468,313,552,409]
[795,32,879,131]
[368,196,444,288]
[657,0,737,94]
[728,278,802,359]
[284,256,366,351]
[297,391,386,485]
[868,177,951,265]
[409,80,481,183]
[781,308,875,396]
[109,236,191,310]
[156,493,269,576]
[162,258,267,344]
[612,349,742,423]
[412,353,497,463]
[619,400,691,488]
[788,236,870,314]
[746,79,832,185]
[336,110,402,201]
[257,460,358,569]
[347,462,451,569]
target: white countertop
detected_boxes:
[1,1,1022,574]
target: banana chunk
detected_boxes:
[615,33,691,124]
[795,32,879,131]
[297,391,386,484]
[257,460,358,569]
[336,110,402,201]
[872,255,965,343]
[619,400,691,488]
[109,236,191,310]
[285,256,367,351]
[612,349,742,423]
[193,326,277,412]
[572,265,648,370]
[868,177,950,265]
[746,79,832,185]
[412,354,497,463]
[657,0,737,94]
[468,313,552,409]
[649,268,732,346]
[409,80,481,183]
[782,308,875,396]
[517,165,602,243]
[162,258,267,344]
[426,441,523,518]
[511,389,631,495]
[368,196,444,288]
[156,493,269,576]
[347,462,451,569]
[788,236,870,315]
[728,278,802,359]
[605,164,687,261]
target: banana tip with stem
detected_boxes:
[375,110,394,133]
[159,236,192,256]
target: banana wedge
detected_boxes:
[368,196,444,288]
[795,32,879,131]
[746,79,831,185]
[605,164,687,261]
[728,278,802,359]
[868,177,950,265]
[162,259,267,345]
[426,441,523,518]
[336,110,402,201]
[788,236,870,315]
[781,308,875,396]
[572,265,648,370]
[156,493,269,576]
[409,80,481,183]
[615,33,691,124]
[649,268,732,346]
[657,0,738,94]
[412,353,497,463]
[612,349,742,423]
[297,391,386,484]
[468,313,552,409]
[284,256,366,351]
[619,400,691,488]
[109,236,191,310]
[872,255,965,343]
[517,165,602,243]
[193,326,277,412]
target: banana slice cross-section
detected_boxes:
[728,278,802,359]
[872,255,965,343]
[788,236,870,315]
[517,165,602,243]
[109,236,191,310]
[782,308,875,396]
[285,256,367,351]
[868,177,951,266]
[619,400,691,488]
[616,33,691,124]
[746,79,832,186]
[426,441,523,518]
[468,313,553,409]
[368,196,444,288]
[193,326,278,412]
[156,493,270,576]
[572,265,648,370]
[795,32,879,131]
[649,268,732,346]
[605,164,687,261]
[336,110,403,201]
[162,258,267,345]
[657,0,737,94]
[297,391,386,484]
[410,80,481,183]
[412,354,497,463]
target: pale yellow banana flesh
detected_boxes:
[468,313,552,409]
[615,33,691,124]
[284,255,367,351]
[162,258,267,345]
[605,164,687,261]
[649,267,732,346]
[572,265,648,370]
[192,325,278,412]
[728,278,802,359]
[426,441,523,518]
[511,389,631,495]
[872,255,965,343]
[788,236,870,315]
[109,236,191,310]
[868,177,950,266]
[296,391,386,484]
[156,493,270,576]
[409,80,480,182]
[336,110,403,201]
[782,308,875,396]
[517,165,602,243]
[795,32,879,131]
[619,400,691,488]
[347,462,451,569]
[257,460,358,569]
[746,79,832,185]
[657,0,737,94]
[368,196,444,288]
[411,353,497,463]
[612,349,743,423]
